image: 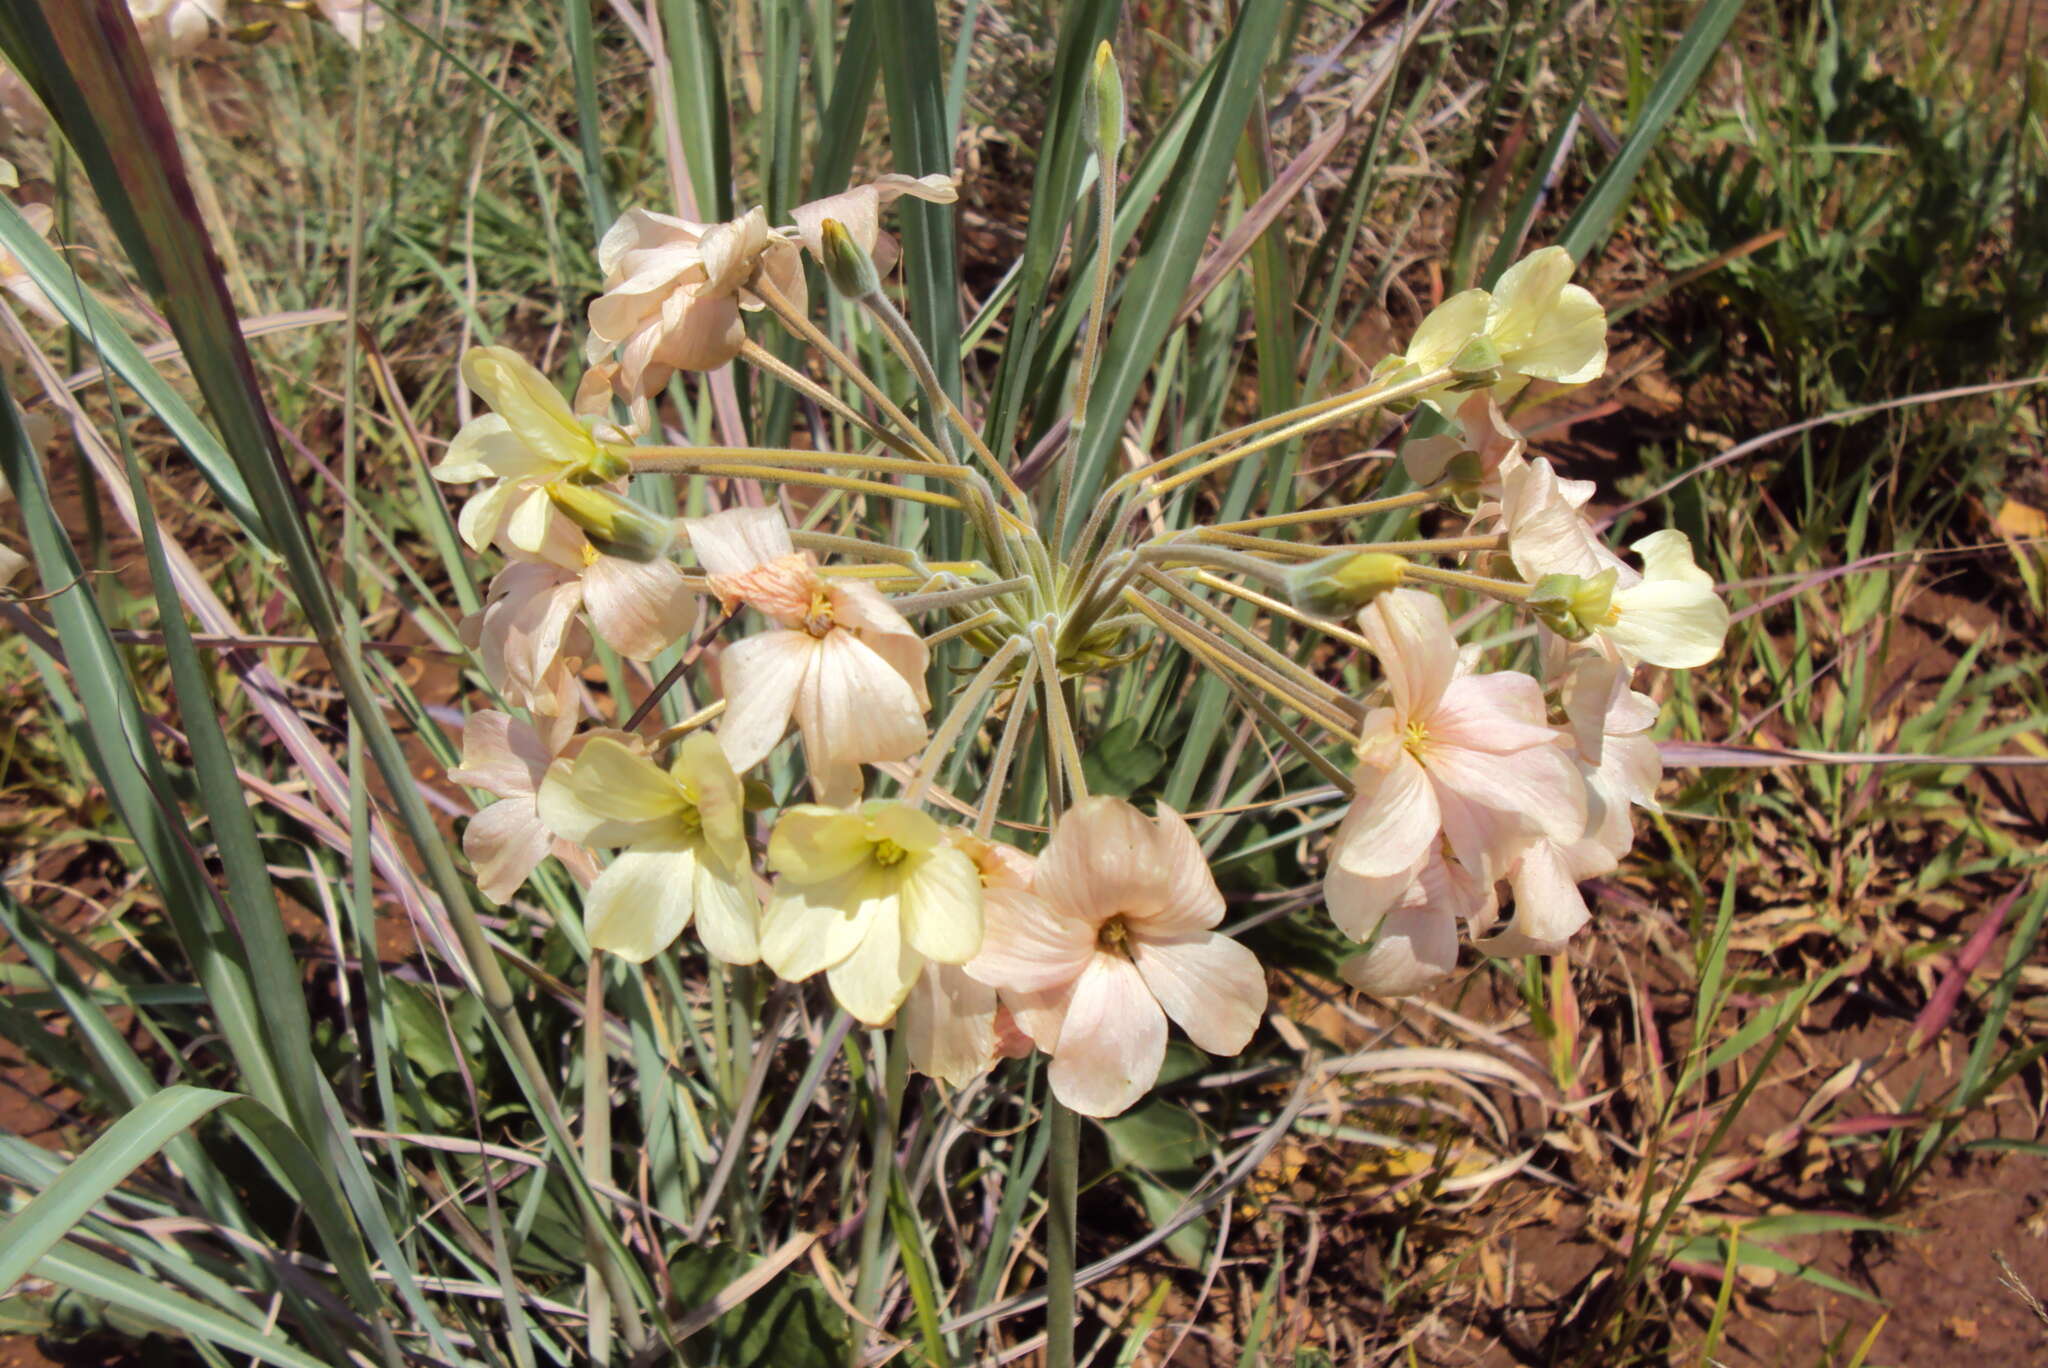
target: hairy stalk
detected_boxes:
[748,271,952,467]
[1397,560,1535,601]
[582,965,614,1365]
[1137,567,1363,723]
[1209,669,1359,797]
[976,650,1040,839]
[903,635,1030,803]
[1121,589,1361,738]
[1188,570,1376,653]
[1204,486,1442,533]
[1056,135,1121,556]
[1031,621,1089,804]
[737,337,931,464]
[891,576,1033,617]
[1133,541,1293,590]
[923,608,1006,651]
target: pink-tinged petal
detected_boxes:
[1322,855,1427,942]
[1129,933,1266,1055]
[964,886,1094,993]
[582,842,700,962]
[1339,901,1460,997]
[1001,980,1074,1053]
[1429,671,1557,752]
[1476,842,1590,958]
[596,208,704,279]
[793,630,928,773]
[1045,954,1168,1118]
[826,907,923,1025]
[829,581,931,707]
[449,710,552,798]
[1427,738,1586,850]
[1134,804,1227,935]
[682,506,794,579]
[1033,796,1167,927]
[1358,589,1459,717]
[1330,754,1440,879]
[901,963,998,1087]
[651,292,747,372]
[583,554,697,660]
[1433,784,1531,886]
[714,630,811,772]
[464,798,553,903]
[1501,455,1627,584]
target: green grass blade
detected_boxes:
[31,1242,336,1368]
[1556,0,1746,263]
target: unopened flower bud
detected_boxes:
[1286,551,1407,618]
[548,484,675,562]
[1087,41,1125,164]
[818,218,883,299]
[1527,568,1617,641]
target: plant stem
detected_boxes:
[851,1028,908,1366]
[1045,1096,1081,1368]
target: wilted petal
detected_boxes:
[901,962,998,1087]
[464,798,553,903]
[1045,953,1168,1118]
[583,554,697,660]
[584,842,700,962]
[1338,902,1460,997]
[1476,841,1590,957]
[449,710,553,799]
[1129,932,1265,1055]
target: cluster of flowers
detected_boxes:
[430,177,1729,1118]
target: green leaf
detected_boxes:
[1081,717,1168,796]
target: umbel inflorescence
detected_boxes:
[432,51,1727,1121]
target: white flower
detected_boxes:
[1599,530,1729,669]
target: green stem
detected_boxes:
[850,1029,908,1364]
[1045,1096,1081,1368]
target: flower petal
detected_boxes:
[900,963,998,1087]
[826,904,922,1025]
[1358,589,1460,718]
[714,630,810,772]
[898,844,984,965]
[793,630,928,773]
[584,842,701,962]
[464,797,553,904]
[760,865,882,982]
[1045,953,1168,1118]
[690,853,761,965]
[1338,902,1460,997]
[1405,289,1490,371]
[449,710,552,798]
[683,506,794,579]
[459,347,594,473]
[964,886,1094,993]
[536,736,686,847]
[1330,754,1440,880]
[1129,932,1266,1055]
[1033,796,1167,927]
[576,554,692,659]
[1476,841,1591,957]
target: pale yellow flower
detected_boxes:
[761,801,983,1026]
[538,732,760,964]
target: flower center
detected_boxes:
[872,838,907,867]
[1402,720,1429,757]
[804,588,836,638]
[674,801,703,836]
[1096,916,1129,951]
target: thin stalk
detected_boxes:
[1045,1097,1081,1368]
[582,965,614,1366]
[749,272,952,467]
[1137,568,1362,723]
[850,1029,909,1366]
[1210,669,1359,797]
[1397,560,1533,601]
[1031,621,1088,801]
[903,635,1030,803]
[1204,486,1442,533]
[655,462,970,509]
[857,287,959,463]
[1121,589,1360,738]
[737,337,930,464]
[632,443,970,480]
[1192,529,1505,559]
[1056,137,1121,555]
[892,576,1032,617]
[976,650,1039,839]
[1135,541,1292,590]
[1188,570,1375,654]
[923,609,1005,651]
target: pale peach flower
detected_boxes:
[1400,392,1523,492]
[761,801,983,1026]
[129,0,224,53]
[538,732,760,964]
[1326,590,1586,945]
[463,562,590,750]
[788,173,959,273]
[901,834,1038,1086]
[685,507,928,804]
[585,207,803,399]
[1334,847,1495,996]
[448,711,596,903]
[965,798,1266,1118]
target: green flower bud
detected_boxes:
[548,484,675,562]
[1527,568,1617,641]
[818,218,883,299]
[1285,551,1408,618]
[1086,41,1125,165]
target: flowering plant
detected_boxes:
[417,42,1731,1361]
